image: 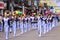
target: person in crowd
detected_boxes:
[16,15,20,29]
[34,14,38,29]
[27,15,31,31]
[47,14,52,31]
[3,12,9,40]
[37,14,42,37]
[11,12,16,37]
[0,14,3,32]
[19,14,24,34]
[30,13,35,29]
[23,15,28,32]
[52,14,56,28]
[42,14,47,34]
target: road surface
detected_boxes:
[0,22,60,40]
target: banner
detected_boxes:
[0,1,4,9]
[40,0,60,13]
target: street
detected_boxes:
[0,22,60,40]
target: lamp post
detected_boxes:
[6,0,10,10]
[22,0,24,14]
[11,0,14,12]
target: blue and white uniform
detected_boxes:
[9,16,13,33]
[11,16,16,36]
[16,16,20,29]
[30,16,35,29]
[55,16,58,26]
[34,16,38,29]
[3,17,9,39]
[40,15,43,27]
[47,16,52,31]
[42,16,47,34]
[52,15,57,28]
[27,17,31,31]
[0,16,3,32]
[37,16,42,37]
[19,17,24,34]
[23,17,28,32]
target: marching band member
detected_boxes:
[42,15,47,34]
[55,15,59,26]
[50,14,53,29]
[27,15,31,31]
[30,14,35,29]
[0,14,3,32]
[52,14,57,28]
[16,15,20,29]
[3,12,9,40]
[46,15,49,32]
[9,15,13,33]
[50,14,53,30]
[37,14,42,37]
[40,14,44,27]
[23,15,28,32]
[8,12,13,33]
[34,15,38,29]
[11,12,16,36]
[19,14,24,34]
[47,14,52,31]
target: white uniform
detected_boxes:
[42,17,47,34]
[27,17,31,31]
[52,15,56,28]
[10,16,16,37]
[30,16,35,29]
[47,17,52,31]
[23,17,28,32]
[55,16,58,26]
[0,16,3,32]
[19,17,24,34]
[40,16,43,27]
[37,16,42,37]
[12,20,16,36]
[34,17,38,29]
[9,17,13,33]
[17,17,20,29]
[3,17,9,39]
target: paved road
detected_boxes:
[0,22,60,40]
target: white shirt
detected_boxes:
[3,17,9,25]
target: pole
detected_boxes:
[1,9,3,16]
[11,0,14,12]
[23,5,24,14]
[22,0,24,14]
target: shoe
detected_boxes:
[39,34,41,37]
[20,32,23,34]
[10,32,12,33]
[28,29,30,31]
[6,37,8,40]
[44,32,46,34]
[13,34,16,37]
[25,30,27,32]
